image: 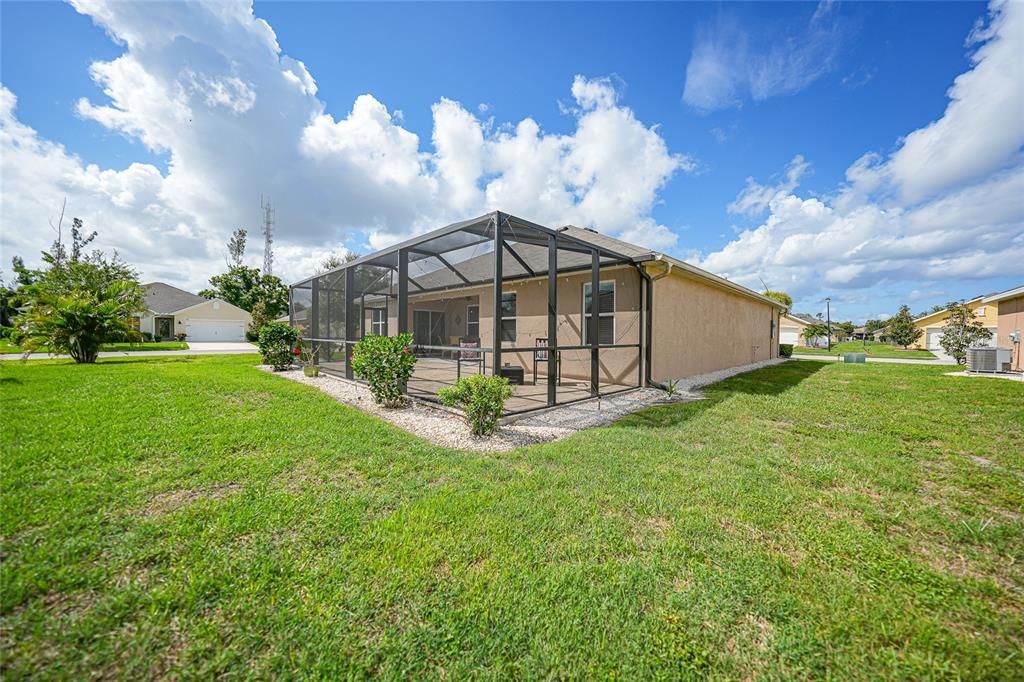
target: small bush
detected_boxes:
[351,333,416,407]
[257,322,300,371]
[175,333,187,342]
[438,374,514,437]
[142,331,153,342]
[779,344,793,358]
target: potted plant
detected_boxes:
[299,343,320,377]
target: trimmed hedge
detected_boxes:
[779,344,794,358]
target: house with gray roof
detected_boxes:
[289,211,787,415]
[138,282,252,342]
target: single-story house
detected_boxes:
[137,282,252,342]
[780,313,826,347]
[289,212,786,415]
[982,284,1023,371]
[911,295,999,351]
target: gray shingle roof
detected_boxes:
[788,313,821,325]
[143,282,207,314]
[556,225,655,258]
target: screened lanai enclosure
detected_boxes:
[290,212,650,415]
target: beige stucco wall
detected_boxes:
[172,300,251,332]
[912,299,999,349]
[404,265,642,385]
[995,294,1023,370]
[780,315,811,346]
[649,268,778,382]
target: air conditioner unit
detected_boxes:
[966,347,1012,373]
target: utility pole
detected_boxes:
[825,297,832,352]
[260,195,275,276]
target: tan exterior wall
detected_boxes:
[780,315,811,346]
[913,299,999,349]
[649,269,778,382]
[995,294,1023,371]
[172,300,252,333]
[405,265,642,385]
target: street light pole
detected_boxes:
[825,297,832,352]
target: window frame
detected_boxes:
[500,291,517,344]
[466,304,480,339]
[582,279,616,346]
[368,307,387,336]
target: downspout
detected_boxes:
[641,255,674,389]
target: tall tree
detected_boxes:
[12,222,145,363]
[200,267,289,318]
[939,301,993,365]
[315,251,359,275]
[887,305,923,349]
[201,229,289,317]
[762,290,792,313]
[227,228,247,268]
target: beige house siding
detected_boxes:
[994,294,1023,371]
[649,269,778,382]
[137,299,251,337]
[173,300,251,333]
[401,265,642,385]
[912,299,999,349]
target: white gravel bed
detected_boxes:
[259,357,787,452]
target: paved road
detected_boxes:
[792,353,957,366]
[0,341,258,361]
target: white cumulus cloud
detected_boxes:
[1,1,692,291]
[698,0,1024,307]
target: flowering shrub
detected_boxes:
[257,322,300,371]
[351,333,416,407]
[438,374,514,437]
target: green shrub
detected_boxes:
[257,322,300,371]
[351,333,416,407]
[438,374,514,436]
[142,331,153,342]
[779,343,793,358]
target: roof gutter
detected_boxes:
[636,253,786,310]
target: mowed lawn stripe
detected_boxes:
[1,355,1021,679]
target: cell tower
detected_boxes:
[260,195,274,276]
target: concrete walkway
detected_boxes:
[792,353,957,366]
[0,341,258,361]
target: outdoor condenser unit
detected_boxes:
[966,347,1012,373]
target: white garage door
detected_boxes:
[780,327,800,344]
[184,319,247,341]
[926,329,944,349]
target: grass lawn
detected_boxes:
[0,339,189,354]
[794,340,937,359]
[2,355,1021,679]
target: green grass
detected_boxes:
[2,355,1021,679]
[794,340,936,359]
[0,339,188,354]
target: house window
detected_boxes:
[500,292,516,343]
[583,280,615,345]
[369,308,387,336]
[466,305,479,339]
[977,306,986,316]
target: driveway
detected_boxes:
[0,342,258,361]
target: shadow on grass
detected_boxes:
[0,376,23,385]
[611,360,829,430]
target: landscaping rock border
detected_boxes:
[260,357,787,452]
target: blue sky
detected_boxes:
[1,1,1021,323]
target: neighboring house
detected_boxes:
[871,326,890,343]
[780,313,826,347]
[289,211,786,415]
[138,282,252,342]
[911,296,999,351]
[982,284,1024,371]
